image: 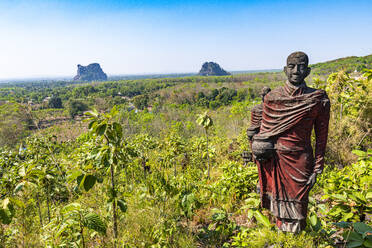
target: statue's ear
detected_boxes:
[284,66,288,76]
[306,67,311,77]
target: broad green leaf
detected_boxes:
[254,210,271,228]
[88,120,97,130]
[309,214,321,232]
[364,239,372,248]
[27,169,44,178]
[0,208,12,224]
[247,209,254,220]
[83,175,97,191]
[345,231,363,242]
[110,106,119,116]
[84,213,106,235]
[67,169,83,183]
[85,109,98,117]
[329,206,342,216]
[113,122,122,138]
[342,212,355,221]
[366,192,372,200]
[333,194,347,201]
[55,223,69,238]
[352,150,366,157]
[9,197,24,208]
[14,182,25,193]
[335,221,352,228]
[61,203,81,215]
[317,204,327,214]
[77,174,85,188]
[347,240,364,248]
[117,199,127,213]
[96,124,107,136]
[354,222,372,234]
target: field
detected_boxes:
[0,55,371,248]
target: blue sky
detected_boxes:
[0,0,371,79]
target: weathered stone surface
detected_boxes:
[73,63,107,82]
[252,52,331,233]
[198,62,230,76]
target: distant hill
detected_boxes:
[310,54,372,75]
[73,63,107,82]
[1,54,370,84]
[198,62,231,76]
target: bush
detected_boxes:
[231,227,317,248]
[133,94,149,110]
[0,103,32,147]
[48,96,63,109]
[67,100,88,118]
[209,162,258,204]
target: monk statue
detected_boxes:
[252,51,330,233]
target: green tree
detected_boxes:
[85,107,135,247]
[133,94,149,110]
[196,111,213,178]
[48,96,63,109]
[46,203,106,248]
[68,100,88,118]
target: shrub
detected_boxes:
[68,100,88,118]
[48,96,63,109]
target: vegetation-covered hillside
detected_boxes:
[311,54,372,76]
[0,56,371,247]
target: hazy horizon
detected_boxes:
[0,68,283,83]
[1,0,372,79]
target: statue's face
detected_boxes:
[284,55,311,85]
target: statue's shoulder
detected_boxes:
[305,86,329,98]
[305,86,330,108]
[251,103,263,113]
[264,86,285,100]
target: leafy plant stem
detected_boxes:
[46,184,51,223]
[36,192,43,226]
[103,132,119,247]
[80,223,85,248]
[206,129,210,179]
[110,163,118,248]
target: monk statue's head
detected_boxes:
[260,86,271,102]
[284,51,311,85]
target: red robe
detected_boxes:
[256,81,330,232]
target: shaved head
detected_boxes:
[287,51,309,66]
[284,51,311,85]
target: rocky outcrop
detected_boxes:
[198,62,231,76]
[73,63,108,82]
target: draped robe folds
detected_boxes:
[254,81,330,232]
[247,103,263,141]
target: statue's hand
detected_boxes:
[306,172,317,188]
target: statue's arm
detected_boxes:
[313,95,331,174]
[247,106,261,141]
